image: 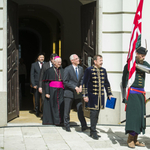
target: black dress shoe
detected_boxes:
[66,126,71,132]
[29,109,35,113]
[36,112,39,117]
[82,126,90,132]
[90,131,99,140]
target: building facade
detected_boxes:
[0,0,150,126]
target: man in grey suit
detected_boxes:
[38,53,58,102]
[30,52,45,117]
[63,54,89,132]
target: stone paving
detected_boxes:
[0,125,150,150]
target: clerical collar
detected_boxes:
[54,66,60,69]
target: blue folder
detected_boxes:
[106,97,116,109]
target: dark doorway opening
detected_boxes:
[18,17,52,111]
[19,30,40,82]
[19,30,40,111]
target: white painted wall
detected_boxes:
[97,0,150,125]
[0,2,4,91]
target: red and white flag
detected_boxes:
[126,0,144,90]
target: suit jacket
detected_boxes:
[82,65,112,110]
[30,61,42,88]
[39,61,52,88]
[63,65,83,98]
[39,61,52,100]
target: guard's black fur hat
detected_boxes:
[136,46,148,55]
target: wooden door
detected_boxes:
[7,0,19,121]
[81,2,96,118]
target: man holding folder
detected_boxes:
[82,55,113,140]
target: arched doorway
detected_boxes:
[8,0,91,125]
[8,3,63,123]
[17,6,62,122]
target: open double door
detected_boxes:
[7,0,19,122]
[81,2,96,118]
[6,0,96,121]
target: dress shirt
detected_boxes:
[49,61,53,67]
[72,65,79,75]
[38,61,44,69]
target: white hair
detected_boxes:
[69,54,76,61]
[54,57,61,62]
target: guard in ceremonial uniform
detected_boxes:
[122,47,150,148]
[82,55,113,139]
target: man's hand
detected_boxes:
[108,95,113,100]
[79,85,82,93]
[46,94,50,98]
[38,87,42,93]
[83,97,89,102]
[33,85,37,89]
[75,87,80,94]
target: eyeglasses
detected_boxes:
[74,57,79,60]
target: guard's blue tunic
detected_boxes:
[82,65,112,110]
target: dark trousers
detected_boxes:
[90,109,100,133]
[64,97,87,127]
[34,88,41,113]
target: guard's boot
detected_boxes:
[127,134,135,149]
[134,135,145,147]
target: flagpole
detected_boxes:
[125,0,144,111]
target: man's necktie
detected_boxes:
[75,67,78,80]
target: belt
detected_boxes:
[49,81,64,89]
[125,87,146,111]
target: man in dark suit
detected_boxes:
[39,53,58,102]
[30,52,45,117]
[63,54,89,132]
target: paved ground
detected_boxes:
[0,125,150,150]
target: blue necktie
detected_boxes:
[75,67,78,80]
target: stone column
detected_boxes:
[96,0,103,55]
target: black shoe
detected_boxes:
[66,126,71,132]
[36,111,39,117]
[82,126,90,132]
[29,109,35,113]
[90,131,99,140]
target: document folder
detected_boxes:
[106,97,116,109]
